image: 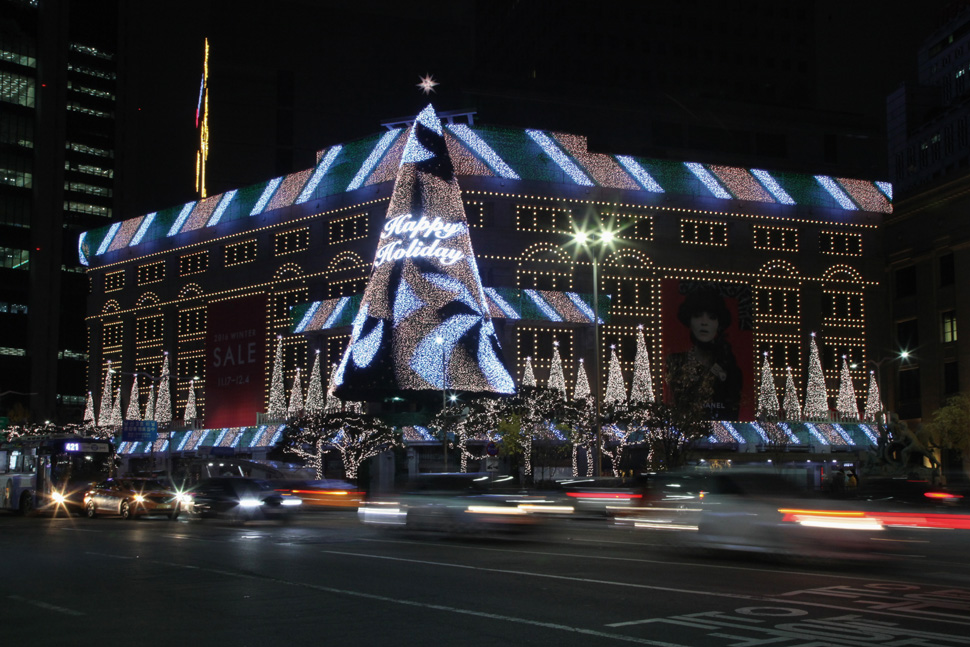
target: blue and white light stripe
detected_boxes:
[777,422,800,443]
[804,423,829,445]
[815,175,857,210]
[875,181,893,200]
[177,432,191,451]
[78,232,89,266]
[722,422,746,443]
[751,169,796,205]
[524,290,563,322]
[348,130,401,191]
[294,302,321,334]
[130,212,156,246]
[249,425,268,448]
[484,288,520,319]
[446,124,519,179]
[566,292,601,323]
[269,425,284,446]
[167,202,197,236]
[615,155,664,193]
[213,428,228,446]
[250,178,283,216]
[831,423,854,445]
[684,162,732,199]
[96,222,121,255]
[323,297,351,329]
[297,145,343,203]
[526,130,594,186]
[860,423,879,445]
[206,190,237,227]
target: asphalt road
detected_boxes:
[3,511,969,647]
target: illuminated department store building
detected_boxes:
[79,110,891,464]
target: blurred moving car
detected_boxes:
[187,477,302,523]
[691,469,892,560]
[546,476,647,517]
[84,477,186,520]
[270,479,363,509]
[359,473,571,535]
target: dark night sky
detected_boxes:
[116,1,953,220]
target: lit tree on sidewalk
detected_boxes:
[756,352,780,419]
[836,355,859,420]
[125,375,141,421]
[569,358,597,476]
[630,325,655,405]
[268,336,287,420]
[601,346,634,476]
[803,333,828,419]
[548,342,566,397]
[863,370,885,423]
[83,391,96,430]
[782,366,802,421]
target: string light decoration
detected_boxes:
[604,345,627,405]
[574,358,590,400]
[863,370,885,423]
[334,104,514,400]
[154,352,172,425]
[756,353,780,419]
[571,359,596,476]
[305,351,324,413]
[836,355,860,420]
[108,385,123,428]
[144,383,155,421]
[184,379,197,422]
[268,336,287,419]
[630,325,655,404]
[83,391,96,428]
[195,38,209,198]
[547,341,566,397]
[782,367,802,421]
[803,333,829,419]
[98,361,114,425]
[126,375,140,421]
[522,356,536,387]
[288,367,304,416]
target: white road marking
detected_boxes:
[7,595,85,617]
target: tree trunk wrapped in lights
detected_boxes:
[600,347,632,476]
[570,358,597,476]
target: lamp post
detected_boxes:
[436,335,447,471]
[573,228,614,477]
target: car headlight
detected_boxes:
[177,493,193,505]
[134,495,146,503]
[51,491,66,504]
[281,498,302,507]
[239,498,264,508]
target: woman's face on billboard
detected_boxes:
[690,311,718,343]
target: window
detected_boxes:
[942,310,958,343]
[1,247,30,270]
[178,308,206,338]
[897,368,921,419]
[823,291,863,324]
[680,219,728,246]
[103,321,123,348]
[897,319,919,350]
[179,251,208,276]
[820,231,862,256]
[137,261,165,286]
[104,270,124,292]
[602,210,654,241]
[464,200,494,228]
[940,253,955,287]
[895,266,917,298]
[755,286,800,323]
[329,213,368,243]
[515,204,572,233]
[135,315,163,343]
[225,239,257,266]
[0,70,36,107]
[0,154,32,188]
[274,227,310,256]
[753,225,798,252]
[944,361,960,395]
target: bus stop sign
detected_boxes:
[121,420,158,442]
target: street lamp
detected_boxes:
[571,225,615,477]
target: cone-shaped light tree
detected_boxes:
[630,325,655,405]
[836,355,860,420]
[803,333,829,419]
[782,367,802,421]
[83,391,97,428]
[184,379,197,422]
[574,358,591,400]
[125,375,141,421]
[325,363,342,413]
[268,336,287,419]
[548,341,566,398]
[756,353,780,419]
[144,383,155,422]
[863,370,885,423]
[288,367,304,416]
[305,351,324,414]
[333,103,514,400]
[154,352,172,424]
[108,385,123,427]
[98,361,113,425]
[604,346,627,406]
[601,346,631,476]
[570,358,596,476]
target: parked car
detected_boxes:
[84,477,186,520]
[186,477,302,524]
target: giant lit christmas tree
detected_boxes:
[522,356,536,387]
[125,375,140,421]
[154,352,172,424]
[630,325,655,404]
[835,355,859,420]
[83,391,96,428]
[573,358,590,400]
[184,379,197,422]
[288,367,304,416]
[803,333,828,419]
[604,346,627,405]
[863,370,885,423]
[756,353,780,419]
[334,103,514,400]
[268,336,287,419]
[108,385,123,427]
[782,366,801,421]
[98,361,113,425]
[304,351,324,413]
[548,341,566,398]
[143,383,155,421]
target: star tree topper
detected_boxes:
[417,74,438,95]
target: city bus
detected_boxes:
[0,435,114,515]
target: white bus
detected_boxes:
[0,435,113,515]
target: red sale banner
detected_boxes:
[204,294,267,428]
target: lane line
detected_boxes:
[7,594,85,617]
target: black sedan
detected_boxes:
[186,477,302,524]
